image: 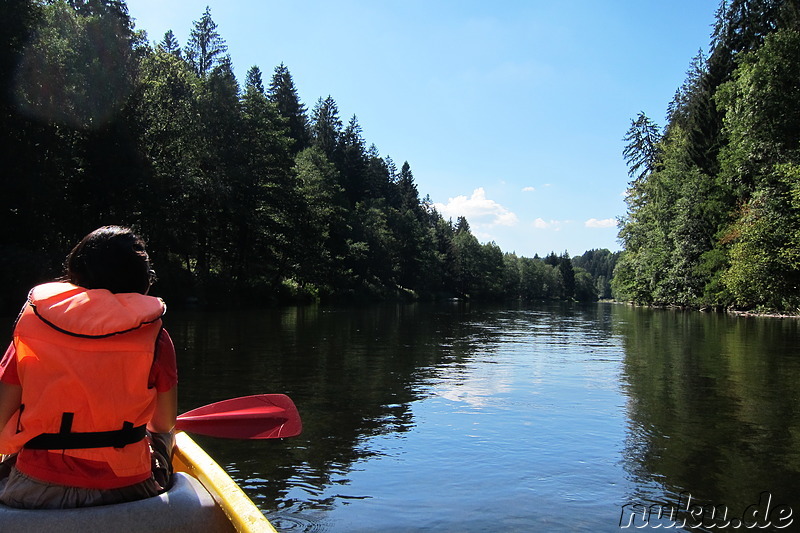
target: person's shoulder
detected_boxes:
[156,328,175,353]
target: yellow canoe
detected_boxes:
[173,431,277,532]
[0,432,278,532]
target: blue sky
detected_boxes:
[126,0,719,258]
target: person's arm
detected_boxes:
[148,329,178,433]
[0,342,21,431]
[0,382,22,431]
[148,385,177,433]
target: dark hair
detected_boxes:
[65,226,154,294]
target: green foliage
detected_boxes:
[717,28,800,191]
[134,48,203,294]
[573,268,596,302]
[450,232,507,299]
[722,164,800,310]
[616,2,800,312]
[245,65,264,94]
[268,63,309,153]
[158,30,181,57]
[184,6,227,77]
[0,0,614,309]
[13,1,137,129]
[310,95,341,161]
[339,115,368,207]
[572,249,619,299]
[623,112,662,181]
[291,147,345,293]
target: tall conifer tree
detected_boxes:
[268,63,309,153]
[159,30,181,57]
[310,95,342,161]
[340,115,367,206]
[185,6,227,77]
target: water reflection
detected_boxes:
[169,303,505,515]
[614,305,800,527]
[166,302,800,531]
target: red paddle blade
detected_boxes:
[176,394,302,439]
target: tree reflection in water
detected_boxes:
[616,306,800,525]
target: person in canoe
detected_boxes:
[0,226,178,508]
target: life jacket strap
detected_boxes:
[24,413,146,450]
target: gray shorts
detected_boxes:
[0,431,174,509]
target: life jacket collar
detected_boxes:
[28,282,165,338]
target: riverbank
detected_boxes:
[613,300,800,319]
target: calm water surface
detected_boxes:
[168,302,800,532]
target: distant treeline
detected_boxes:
[614,0,800,312]
[1,1,615,310]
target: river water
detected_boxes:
[168,302,800,532]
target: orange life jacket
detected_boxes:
[0,282,166,481]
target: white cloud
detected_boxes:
[533,218,550,229]
[585,218,617,228]
[473,230,494,242]
[522,186,536,192]
[532,218,569,231]
[434,188,519,226]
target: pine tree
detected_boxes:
[339,115,367,206]
[245,65,265,94]
[194,55,241,282]
[398,161,420,212]
[455,216,470,234]
[364,144,390,200]
[185,6,227,77]
[239,66,295,290]
[712,0,782,62]
[558,251,575,300]
[543,252,559,267]
[666,50,707,130]
[134,48,203,294]
[622,112,661,181]
[452,224,482,297]
[68,0,131,26]
[292,147,345,291]
[310,95,342,161]
[268,63,309,153]
[159,30,181,57]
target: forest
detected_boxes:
[614,0,800,313]
[0,0,618,311]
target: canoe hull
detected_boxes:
[173,431,277,532]
[0,432,276,533]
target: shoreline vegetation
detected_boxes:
[612,300,800,319]
[4,2,799,317]
[613,1,800,315]
[0,1,618,313]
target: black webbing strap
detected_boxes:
[25,413,146,450]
